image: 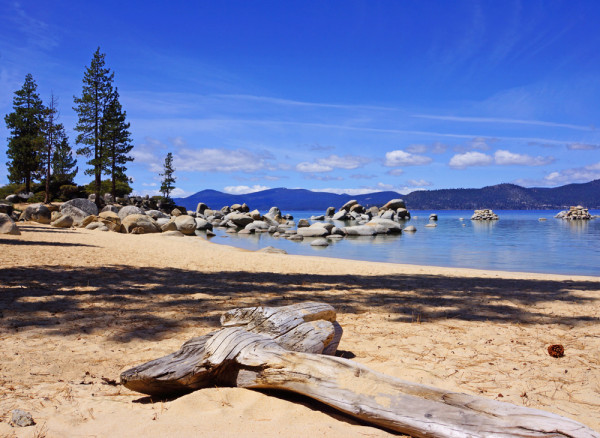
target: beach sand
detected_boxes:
[1,222,599,437]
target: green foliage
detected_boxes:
[58,184,84,201]
[83,179,132,198]
[101,88,134,198]
[4,74,46,192]
[52,137,78,183]
[160,152,176,199]
[0,183,26,200]
[73,47,115,203]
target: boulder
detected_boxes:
[471,209,499,221]
[349,204,365,214]
[85,222,107,230]
[62,198,98,216]
[59,204,88,225]
[227,213,254,227]
[555,206,593,220]
[118,205,145,221]
[0,202,13,216]
[238,229,254,235]
[122,214,160,233]
[195,218,213,231]
[10,409,34,427]
[429,213,438,221]
[310,215,325,221]
[425,223,437,228]
[368,206,379,217]
[287,234,304,241]
[146,210,169,220]
[381,199,406,211]
[196,202,209,215]
[257,246,287,254]
[379,210,395,221]
[310,238,329,247]
[245,221,269,232]
[332,211,348,221]
[403,225,417,232]
[396,208,410,219]
[51,215,74,228]
[174,215,196,235]
[310,222,335,233]
[156,218,171,227]
[325,206,336,217]
[21,203,51,224]
[297,226,329,237]
[0,213,20,235]
[101,205,120,213]
[51,211,62,222]
[249,209,262,220]
[342,225,377,236]
[366,218,402,233]
[5,194,22,203]
[230,203,243,212]
[297,219,310,228]
[339,200,358,212]
[161,219,177,232]
[99,211,120,221]
[171,208,183,216]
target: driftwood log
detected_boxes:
[121,303,598,438]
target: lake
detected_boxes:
[202,210,600,276]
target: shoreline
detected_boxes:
[1,223,599,436]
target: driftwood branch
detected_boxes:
[121,303,599,438]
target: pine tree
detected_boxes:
[102,88,134,200]
[160,152,176,199]
[4,73,45,193]
[73,47,114,207]
[41,93,69,203]
[52,137,78,184]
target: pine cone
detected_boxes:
[548,344,564,358]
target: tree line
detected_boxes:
[4,48,134,207]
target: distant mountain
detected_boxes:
[174,179,600,211]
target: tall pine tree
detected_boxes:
[4,73,45,193]
[102,88,134,200]
[160,152,176,199]
[73,47,114,207]
[42,93,69,203]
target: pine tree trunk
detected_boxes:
[111,143,116,201]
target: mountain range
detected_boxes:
[174,179,600,211]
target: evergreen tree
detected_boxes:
[4,73,45,193]
[160,152,176,199]
[73,47,114,207]
[102,88,134,200]
[52,137,78,184]
[41,93,68,203]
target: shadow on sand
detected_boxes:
[1,265,599,343]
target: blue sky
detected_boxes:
[2,1,600,197]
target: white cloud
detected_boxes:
[406,179,432,187]
[296,162,333,173]
[467,137,491,151]
[223,185,270,194]
[385,150,432,166]
[542,162,600,185]
[412,114,592,132]
[494,149,554,166]
[405,144,427,154]
[303,174,344,181]
[175,148,274,172]
[449,151,493,169]
[169,136,187,147]
[567,143,600,150]
[296,154,370,173]
[313,188,377,195]
[386,169,405,176]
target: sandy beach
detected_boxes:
[1,222,599,437]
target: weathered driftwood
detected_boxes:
[121,303,599,438]
[121,302,342,395]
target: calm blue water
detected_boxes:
[204,210,600,276]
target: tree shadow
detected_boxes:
[1,264,598,343]
[0,238,97,247]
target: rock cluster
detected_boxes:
[471,209,499,221]
[11,195,416,246]
[555,206,593,220]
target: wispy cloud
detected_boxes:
[406,179,432,187]
[296,154,370,173]
[413,114,593,131]
[494,149,554,166]
[567,143,600,150]
[9,2,60,49]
